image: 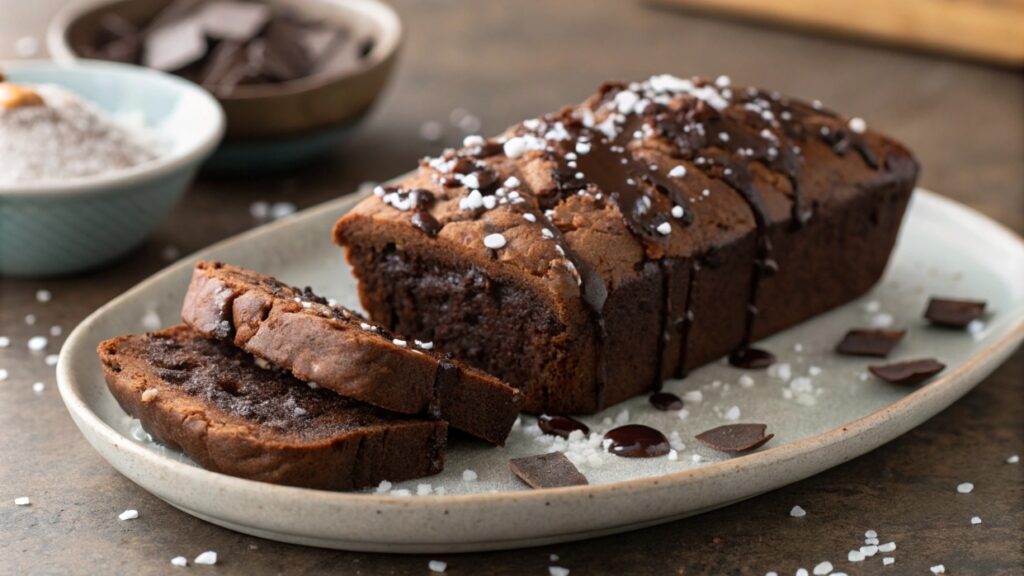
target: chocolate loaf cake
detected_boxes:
[335,75,919,414]
[98,325,446,490]
[181,261,521,444]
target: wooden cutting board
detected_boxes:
[650,0,1024,66]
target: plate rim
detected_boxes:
[55,188,1024,540]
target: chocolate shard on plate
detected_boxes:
[869,358,945,386]
[695,424,774,453]
[537,414,590,439]
[925,297,986,328]
[835,328,906,357]
[509,452,588,489]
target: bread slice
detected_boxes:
[98,325,446,490]
[181,261,521,445]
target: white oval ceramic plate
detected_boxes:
[57,189,1024,552]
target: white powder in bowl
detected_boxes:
[0,84,160,184]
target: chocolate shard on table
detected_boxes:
[695,424,774,454]
[97,325,447,491]
[181,261,521,445]
[83,0,376,97]
[869,358,946,386]
[334,74,919,415]
[509,452,588,489]
[924,297,986,328]
[835,328,906,357]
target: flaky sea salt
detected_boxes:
[194,551,217,565]
[723,405,740,420]
[32,382,44,394]
[428,560,447,573]
[0,369,7,382]
[971,516,982,525]
[957,482,974,494]
[141,310,161,331]
[669,165,687,178]
[35,289,51,303]
[877,542,896,553]
[848,117,867,134]
[1007,455,1019,464]
[27,336,47,351]
[0,336,9,348]
[171,556,187,567]
[789,505,806,518]
[45,354,58,366]
[14,497,30,506]
[812,561,832,575]
[118,509,138,521]
[462,469,478,482]
[549,567,570,576]
[930,565,945,574]
[375,480,392,493]
[882,557,895,566]
[0,84,160,184]
[483,233,507,249]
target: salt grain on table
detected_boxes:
[194,551,217,565]
[14,497,30,506]
[957,482,974,493]
[118,509,138,521]
[428,559,447,572]
[170,556,187,567]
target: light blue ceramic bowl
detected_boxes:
[0,60,224,278]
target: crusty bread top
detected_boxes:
[334,75,918,310]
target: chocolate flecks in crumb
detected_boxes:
[869,358,945,386]
[925,297,986,328]
[649,391,684,411]
[695,423,774,453]
[835,329,905,357]
[509,452,588,489]
[538,414,590,439]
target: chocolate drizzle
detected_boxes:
[604,424,671,458]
